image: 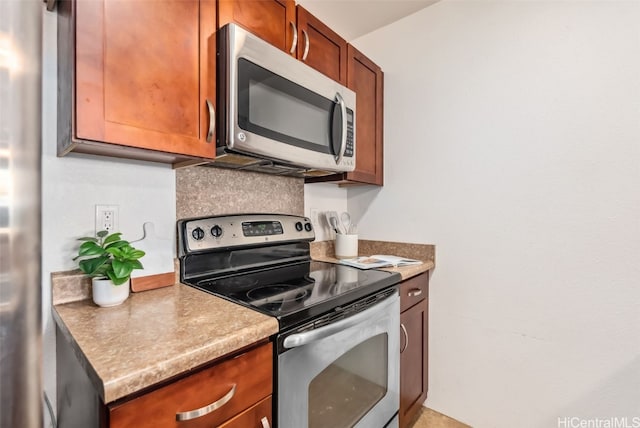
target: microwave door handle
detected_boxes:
[334,92,347,164]
[282,292,397,349]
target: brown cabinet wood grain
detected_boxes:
[218,396,272,428]
[306,45,384,186]
[399,272,429,428]
[108,342,272,428]
[218,0,296,54]
[58,0,217,165]
[296,5,347,85]
[346,45,384,185]
[219,2,346,85]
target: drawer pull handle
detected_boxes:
[261,416,271,428]
[407,288,422,297]
[175,384,236,421]
[400,323,409,353]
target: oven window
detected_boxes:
[237,58,334,154]
[308,333,388,428]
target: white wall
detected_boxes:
[41,10,176,416]
[304,183,348,241]
[349,1,640,426]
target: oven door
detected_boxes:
[278,290,400,428]
[219,23,356,172]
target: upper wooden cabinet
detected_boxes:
[219,1,347,85]
[295,5,347,85]
[57,0,218,165]
[58,0,382,175]
[346,45,384,185]
[306,45,384,186]
[218,0,296,54]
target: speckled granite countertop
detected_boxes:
[53,283,278,403]
[52,239,433,404]
[311,239,435,280]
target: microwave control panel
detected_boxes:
[345,109,354,158]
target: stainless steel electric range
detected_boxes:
[178,214,402,428]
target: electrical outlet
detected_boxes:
[95,205,119,234]
[310,208,320,230]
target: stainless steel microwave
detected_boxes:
[214,23,356,177]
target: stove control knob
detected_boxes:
[210,225,223,238]
[191,227,205,241]
[295,222,303,232]
[304,223,312,232]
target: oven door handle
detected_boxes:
[282,292,398,349]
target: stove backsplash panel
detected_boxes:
[176,167,304,219]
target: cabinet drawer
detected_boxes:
[109,342,272,428]
[218,395,272,428]
[400,272,429,312]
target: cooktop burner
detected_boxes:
[247,284,309,305]
[186,260,399,329]
[197,276,259,291]
[247,284,311,302]
[178,214,401,331]
[247,284,311,312]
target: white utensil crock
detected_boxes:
[335,234,358,259]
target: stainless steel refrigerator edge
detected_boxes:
[0,2,43,427]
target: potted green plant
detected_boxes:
[73,230,145,307]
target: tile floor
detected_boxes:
[410,407,470,428]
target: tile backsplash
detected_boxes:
[176,166,305,219]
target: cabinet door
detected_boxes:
[296,6,347,85]
[346,45,384,185]
[399,298,428,428]
[218,0,296,54]
[108,343,272,428]
[217,396,272,428]
[74,0,216,160]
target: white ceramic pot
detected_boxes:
[91,277,130,307]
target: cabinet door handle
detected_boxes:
[407,288,422,297]
[400,323,409,353]
[206,99,215,143]
[289,21,298,54]
[261,416,271,428]
[175,384,236,421]
[301,29,310,61]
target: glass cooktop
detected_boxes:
[185,260,400,330]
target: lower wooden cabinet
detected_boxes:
[108,342,272,428]
[56,329,272,428]
[399,272,429,428]
[218,396,272,428]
